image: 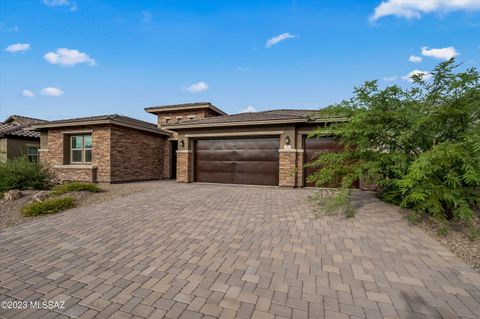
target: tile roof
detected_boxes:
[165,109,342,128]
[145,102,213,111]
[0,115,45,139]
[31,114,170,136]
[3,115,47,126]
[145,102,227,116]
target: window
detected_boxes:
[70,135,92,164]
[176,116,183,123]
[27,146,38,163]
[188,115,196,120]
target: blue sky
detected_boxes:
[1,0,479,123]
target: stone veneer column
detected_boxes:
[296,150,304,187]
[279,149,297,187]
[176,150,192,183]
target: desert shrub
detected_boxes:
[0,157,54,193]
[308,59,480,223]
[22,196,76,217]
[52,182,102,195]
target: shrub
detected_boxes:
[52,182,102,195]
[22,196,76,217]
[308,59,480,223]
[0,157,54,193]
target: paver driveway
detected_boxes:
[1,182,480,319]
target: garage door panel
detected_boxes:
[234,161,279,174]
[234,149,279,162]
[195,160,234,172]
[196,171,234,184]
[234,172,277,186]
[195,138,279,185]
[304,137,341,187]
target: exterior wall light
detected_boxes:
[285,136,290,145]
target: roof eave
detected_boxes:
[29,119,170,136]
[144,104,227,116]
[163,117,348,130]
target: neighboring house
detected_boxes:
[32,102,345,186]
[0,115,46,163]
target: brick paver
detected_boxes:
[1,182,480,318]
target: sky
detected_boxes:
[1,0,479,123]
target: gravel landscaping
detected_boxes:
[416,215,480,272]
[0,180,170,231]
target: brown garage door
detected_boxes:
[304,137,342,187]
[195,137,279,186]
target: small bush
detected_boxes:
[407,212,420,225]
[22,197,76,217]
[0,157,54,193]
[436,224,449,237]
[468,223,479,242]
[52,182,102,195]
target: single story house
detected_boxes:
[32,102,345,186]
[0,115,46,163]
[32,114,170,183]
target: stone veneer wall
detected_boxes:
[157,109,218,126]
[296,150,304,187]
[40,125,111,183]
[109,125,166,182]
[176,151,192,182]
[279,150,297,187]
[163,141,171,179]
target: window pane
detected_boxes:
[85,150,92,163]
[84,135,92,149]
[71,136,82,149]
[72,150,82,162]
[28,147,38,156]
[28,155,38,163]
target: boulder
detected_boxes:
[31,191,50,203]
[3,189,23,201]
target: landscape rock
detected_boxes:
[31,191,50,203]
[3,190,23,201]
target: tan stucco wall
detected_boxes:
[0,138,7,163]
[0,137,40,163]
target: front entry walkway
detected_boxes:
[1,182,479,318]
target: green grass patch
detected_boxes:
[52,182,102,195]
[22,197,76,217]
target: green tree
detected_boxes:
[308,59,480,225]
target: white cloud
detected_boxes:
[409,55,422,63]
[383,76,398,82]
[265,33,297,48]
[21,90,35,98]
[40,87,64,97]
[5,43,30,53]
[43,0,77,11]
[8,26,19,32]
[402,69,432,82]
[421,46,459,60]
[183,82,208,93]
[44,48,96,66]
[241,106,257,113]
[370,0,480,21]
